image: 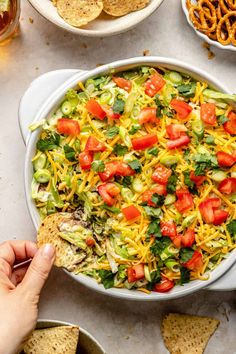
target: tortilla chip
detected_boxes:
[37,213,82,271]
[23,326,79,354]
[162,313,219,354]
[103,0,150,17]
[56,0,103,27]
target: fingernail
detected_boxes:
[41,244,55,259]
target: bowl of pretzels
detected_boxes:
[182,0,236,51]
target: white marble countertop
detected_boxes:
[0,1,236,353]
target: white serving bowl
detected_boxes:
[27,0,164,37]
[25,56,236,300]
[36,319,106,354]
[181,0,236,52]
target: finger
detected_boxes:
[11,265,29,286]
[18,244,55,297]
[0,241,38,267]
[0,258,12,277]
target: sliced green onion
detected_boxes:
[165,259,180,272]
[34,169,51,183]
[61,101,72,115]
[211,170,227,182]
[192,118,204,141]
[205,135,215,145]
[33,153,47,171]
[121,188,134,202]
[160,244,179,261]
[144,265,151,282]
[119,126,132,148]
[160,155,179,167]
[100,92,112,104]
[164,194,176,206]
[169,71,183,84]
[124,92,137,114]
[132,178,144,193]
[182,213,197,229]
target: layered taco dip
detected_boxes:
[31,66,236,293]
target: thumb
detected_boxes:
[19,244,55,297]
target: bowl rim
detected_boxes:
[27,0,164,37]
[36,319,106,353]
[25,56,236,300]
[181,0,236,52]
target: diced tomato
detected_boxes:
[102,104,121,120]
[86,99,106,120]
[127,264,144,283]
[200,103,216,125]
[183,251,203,271]
[113,77,132,92]
[154,277,175,293]
[78,151,93,170]
[57,118,80,136]
[171,234,182,248]
[170,99,193,119]
[144,73,166,97]
[175,188,194,213]
[190,171,206,186]
[86,238,95,247]
[218,178,236,195]
[166,124,187,140]
[85,136,106,152]
[224,111,236,135]
[181,229,195,247]
[167,135,190,150]
[142,185,167,206]
[199,197,222,224]
[213,210,229,226]
[232,150,236,160]
[160,221,177,237]
[132,134,158,151]
[217,151,235,167]
[152,165,172,185]
[122,205,141,221]
[98,162,135,182]
[97,183,120,206]
[138,107,159,125]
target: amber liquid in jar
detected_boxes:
[0,0,20,43]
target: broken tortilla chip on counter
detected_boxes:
[23,326,79,354]
[161,313,220,354]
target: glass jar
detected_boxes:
[0,0,20,44]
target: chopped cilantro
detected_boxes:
[122,176,132,187]
[147,219,162,238]
[193,153,218,176]
[128,159,142,173]
[113,99,125,114]
[147,147,159,156]
[177,83,196,98]
[92,160,105,172]
[183,170,198,195]
[167,173,178,194]
[205,135,215,145]
[143,206,161,218]
[64,144,76,162]
[146,269,161,290]
[227,220,236,237]
[151,193,165,206]
[183,148,191,162]
[218,114,229,125]
[101,204,120,214]
[113,144,128,156]
[98,270,115,289]
[180,267,191,285]
[180,248,194,263]
[106,126,119,139]
[150,237,171,255]
[37,132,60,152]
[129,124,141,135]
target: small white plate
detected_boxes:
[28,0,164,37]
[181,0,236,52]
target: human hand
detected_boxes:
[0,240,55,354]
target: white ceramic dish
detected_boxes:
[181,0,236,52]
[24,57,236,300]
[35,319,106,354]
[27,0,164,37]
